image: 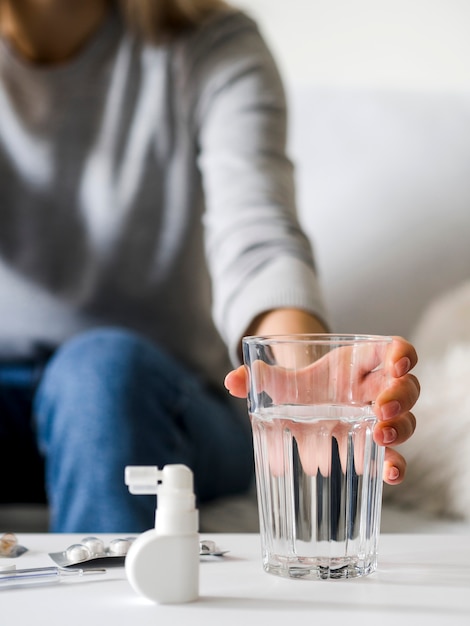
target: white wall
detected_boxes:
[233,0,470,92]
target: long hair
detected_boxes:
[119,0,228,42]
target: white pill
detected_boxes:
[108,538,131,556]
[81,536,105,556]
[65,543,91,562]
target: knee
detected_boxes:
[37,327,160,404]
[34,327,163,445]
[48,327,153,378]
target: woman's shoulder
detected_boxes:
[178,8,268,61]
[171,8,279,90]
[194,7,261,41]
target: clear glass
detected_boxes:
[242,334,392,580]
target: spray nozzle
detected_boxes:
[125,464,194,494]
[125,464,198,533]
[125,466,161,495]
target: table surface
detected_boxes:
[1,533,470,626]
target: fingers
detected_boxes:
[389,336,418,376]
[375,373,420,421]
[383,447,407,484]
[374,336,419,420]
[374,410,416,447]
[224,365,248,398]
[377,337,418,485]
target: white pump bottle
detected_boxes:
[124,464,199,604]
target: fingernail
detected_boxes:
[387,466,400,481]
[395,356,411,377]
[382,400,401,420]
[382,427,397,445]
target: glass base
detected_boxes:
[264,555,377,580]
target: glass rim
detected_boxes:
[242,333,393,346]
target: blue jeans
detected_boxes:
[0,328,254,533]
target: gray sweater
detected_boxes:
[0,8,327,386]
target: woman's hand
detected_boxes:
[225,335,419,485]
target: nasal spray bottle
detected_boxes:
[124,464,199,604]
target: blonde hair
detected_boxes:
[119,0,228,42]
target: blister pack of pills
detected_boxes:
[49,536,228,569]
[49,536,135,568]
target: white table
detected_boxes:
[1,533,470,626]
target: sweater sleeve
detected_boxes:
[185,11,329,364]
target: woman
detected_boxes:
[0,0,418,532]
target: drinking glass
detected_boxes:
[242,333,392,580]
